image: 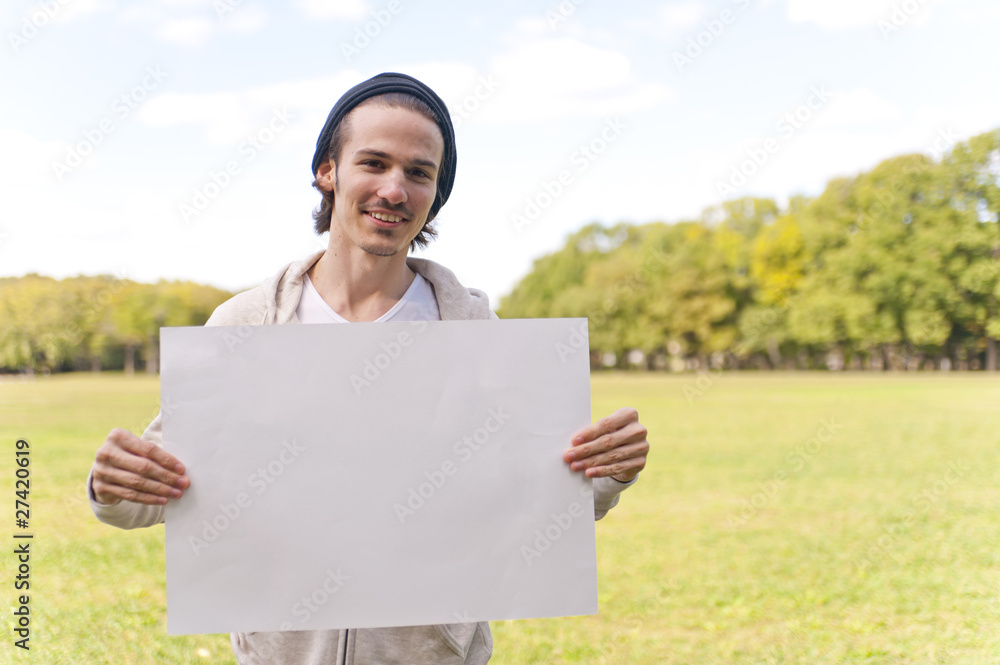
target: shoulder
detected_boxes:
[205,285,270,327]
[205,250,325,327]
[406,258,494,321]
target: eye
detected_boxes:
[410,168,431,180]
[361,159,383,169]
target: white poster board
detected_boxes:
[160,318,596,635]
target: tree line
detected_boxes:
[498,129,1000,371]
[3,129,997,374]
[0,275,232,374]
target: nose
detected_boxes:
[376,169,407,206]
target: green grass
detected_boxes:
[2,372,1000,664]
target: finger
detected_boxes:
[108,428,186,475]
[101,431,188,489]
[568,440,649,474]
[564,419,648,463]
[95,444,189,492]
[584,453,647,480]
[93,464,184,501]
[92,476,172,506]
[571,407,639,445]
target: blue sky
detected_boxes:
[1,0,998,305]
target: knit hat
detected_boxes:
[311,72,457,220]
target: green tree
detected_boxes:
[944,129,1000,369]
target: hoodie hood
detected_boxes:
[207,250,494,327]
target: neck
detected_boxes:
[308,230,415,322]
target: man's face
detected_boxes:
[316,104,444,258]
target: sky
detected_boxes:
[1,0,998,307]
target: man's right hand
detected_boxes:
[91,429,190,506]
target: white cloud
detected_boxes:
[294,0,368,21]
[0,129,120,278]
[813,88,901,127]
[119,0,266,48]
[459,38,672,125]
[155,17,214,47]
[139,91,253,143]
[629,1,706,40]
[512,16,550,37]
[658,1,706,30]
[510,12,622,45]
[0,129,67,187]
[385,61,481,105]
[786,0,888,28]
[52,0,113,24]
[135,45,670,141]
[222,4,267,33]
[784,0,947,29]
[119,3,159,23]
[137,71,362,145]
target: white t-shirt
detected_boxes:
[295,272,441,324]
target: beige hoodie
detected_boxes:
[88,250,635,665]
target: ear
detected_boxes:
[315,159,337,191]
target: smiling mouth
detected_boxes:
[367,211,406,224]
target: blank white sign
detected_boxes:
[161,318,596,635]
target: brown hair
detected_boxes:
[311,92,447,250]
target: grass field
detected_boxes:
[1,371,999,664]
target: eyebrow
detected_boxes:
[355,149,438,171]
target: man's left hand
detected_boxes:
[563,407,649,483]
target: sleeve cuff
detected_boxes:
[610,474,638,485]
[593,473,638,521]
[86,468,121,507]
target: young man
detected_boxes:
[88,72,649,664]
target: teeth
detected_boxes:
[370,212,403,223]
